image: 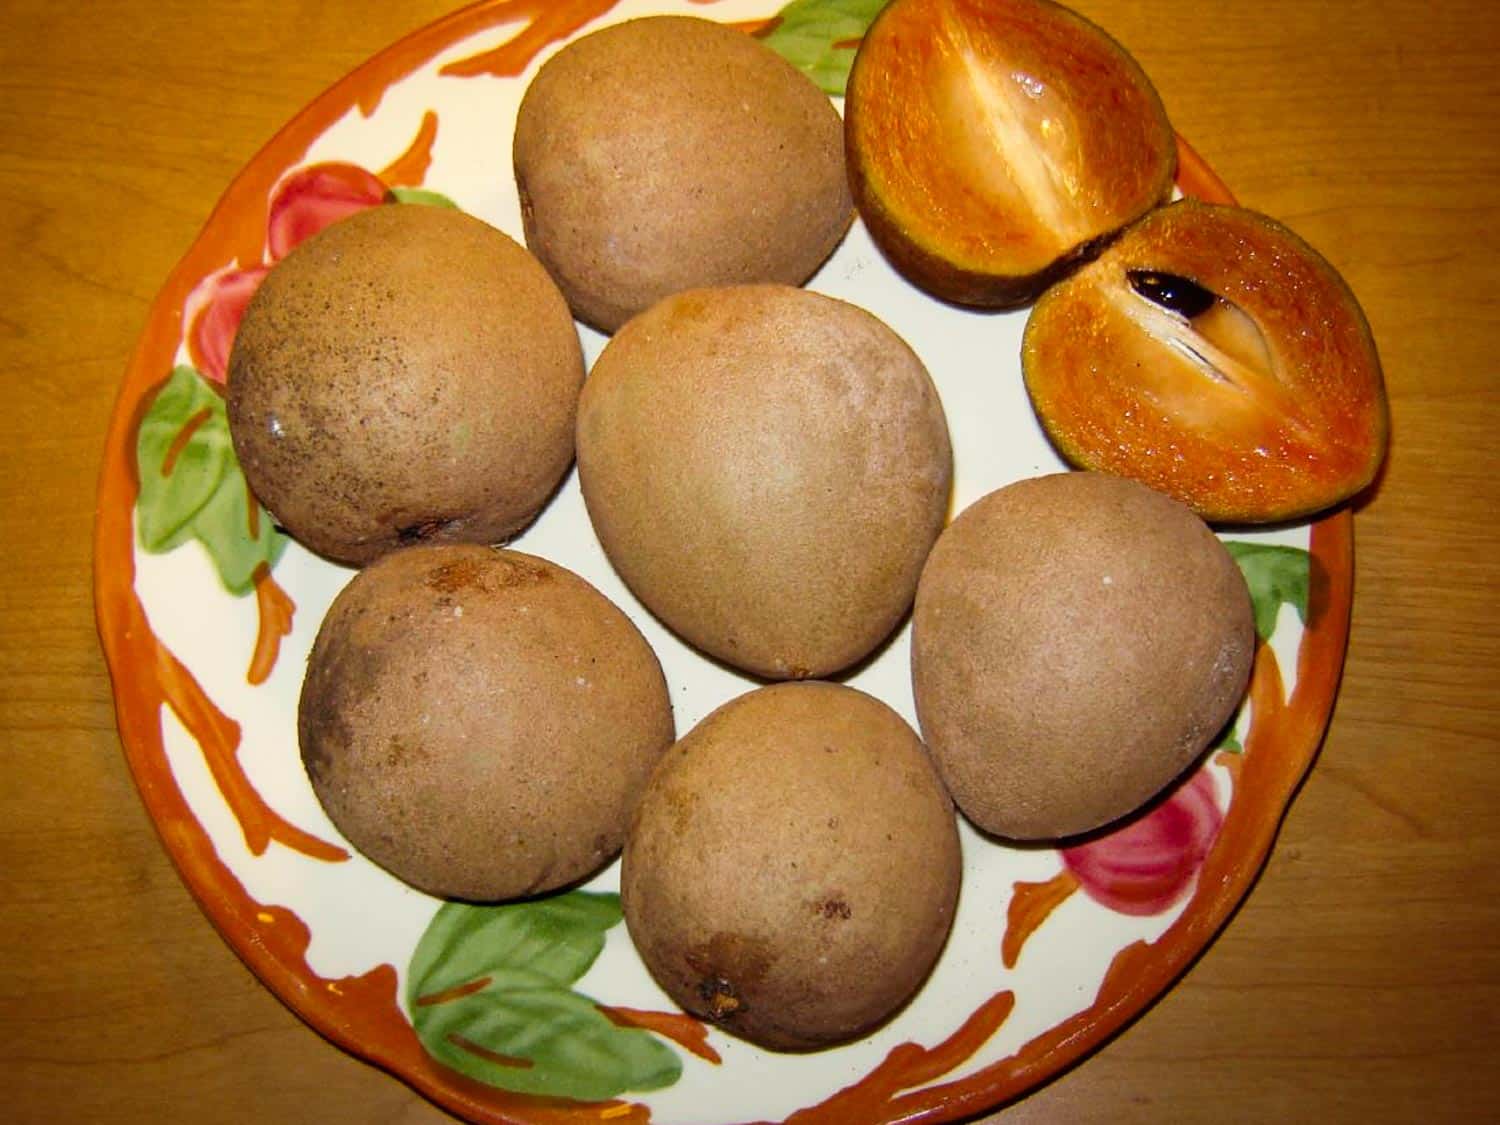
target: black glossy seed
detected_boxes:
[1127,270,1216,319]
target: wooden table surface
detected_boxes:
[3,0,1496,1121]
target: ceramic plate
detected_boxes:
[95,1,1353,1121]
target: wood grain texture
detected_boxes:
[1,1,1496,1122]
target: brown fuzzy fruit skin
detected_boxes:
[911,472,1254,840]
[298,545,674,901]
[512,16,853,334]
[1022,200,1390,522]
[845,0,1176,308]
[576,285,952,680]
[621,682,961,1051]
[227,205,584,567]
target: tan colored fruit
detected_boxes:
[622,682,961,1051]
[911,472,1253,840]
[845,0,1176,307]
[298,545,674,901]
[513,16,852,333]
[227,204,583,566]
[1022,199,1389,522]
[576,284,952,680]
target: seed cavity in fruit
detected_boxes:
[1127,270,1215,319]
[1108,268,1309,441]
[1124,269,1274,375]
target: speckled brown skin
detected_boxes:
[512,16,853,334]
[226,205,584,567]
[297,545,674,901]
[911,472,1254,840]
[576,285,952,680]
[621,682,961,1051]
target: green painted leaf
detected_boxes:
[390,186,459,209]
[1215,727,1244,754]
[135,365,286,595]
[406,892,678,1100]
[758,0,887,95]
[1224,541,1311,641]
[407,893,622,1007]
[415,977,682,1100]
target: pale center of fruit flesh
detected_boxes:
[936,23,1091,259]
[1108,271,1316,443]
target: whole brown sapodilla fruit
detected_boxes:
[912,472,1254,840]
[576,284,952,680]
[298,544,674,901]
[622,681,961,1051]
[513,16,853,333]
[227,204,584,566]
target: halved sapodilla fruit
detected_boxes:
[1022,200,1389,522]
[845,0,1176,307]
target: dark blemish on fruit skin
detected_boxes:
[685,933,773,1024]
[1127,270,1217,319]
[817,897,852,920]
[422,553,553,595]
[695,976,743,1020]
[399,517,457,544]
[425,556,487,593]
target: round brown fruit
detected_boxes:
[911,472,1254,840]
[227,204,584,566]
[512,16,852,333]
[576,284,952,680]
[845,0,1176,307]
[621,681,961,1051]
[1022,199,1389,522]
[298,544,674,901]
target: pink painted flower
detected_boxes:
[187,161,390,384]
[187,265,270,384]
[266,162,389,260]
[1062,768,1224,916]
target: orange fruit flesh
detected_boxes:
[1022,201,1389,523]
[848,0,1176,281]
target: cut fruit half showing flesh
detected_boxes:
[845,0,1177,307]
[1021,200,1389,523]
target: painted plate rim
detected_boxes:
[93,1,1355,1122]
